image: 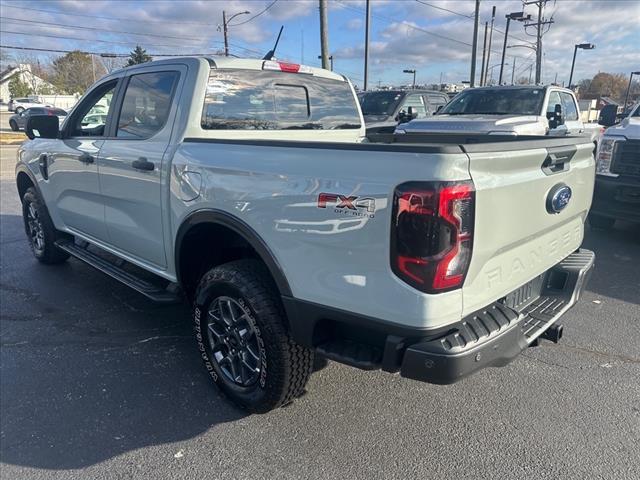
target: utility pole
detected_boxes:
[483,6,496,86]
[317,55,334,71]
[223,11,228,57]
[470,0,480,87]
[480,22,488,87]
[524,1,553,84]
[319,0,330,70]
[364,0,371,90]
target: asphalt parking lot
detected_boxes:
[0,144,638,479]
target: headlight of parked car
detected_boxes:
[595,137,621,176]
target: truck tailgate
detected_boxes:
[462,139,595,316]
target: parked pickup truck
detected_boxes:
[359,89,450,129]
[589,101,640,228]
[396,85,601,143]
[16,57,595,412]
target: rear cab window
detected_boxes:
[201,70,360,130]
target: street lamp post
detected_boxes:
[403,69,416,89]
[623,71,640,110]
[488,63,508,85]
[568,43,595,89]
[499,12,531,85]
[222,10,250,57]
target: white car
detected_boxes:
[8,98,52,114]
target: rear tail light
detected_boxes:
[391,181,475,293]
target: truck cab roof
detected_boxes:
[114,56,346,82]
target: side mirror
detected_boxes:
[598,105,618,127]
[547,103,564,129]
[408,106,418,120]
[26,115,59,140]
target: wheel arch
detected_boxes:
[16,167,38,200]
[174,209,292,298]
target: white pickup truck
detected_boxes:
[590,102,640,228]
[16,57,595,412]
[397,85,601,143]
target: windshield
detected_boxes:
[440,88,545,115]
[201,70,361,130]
[359,91,403,116]
[632,105,640,117]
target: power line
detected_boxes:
[1,16,210,42]
[414,0,473,19]
[337,0,531,60]
[0,29,208,49]
[0,44,211,57]
[0,3,218,26]
[229,0,279,26]
[413,0,535,46]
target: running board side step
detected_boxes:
[55,240,182,304]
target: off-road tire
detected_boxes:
[9,120,18,131]
[193,259,313,413]
[22,187,70,264]
[588,213,615,230]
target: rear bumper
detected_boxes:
[590,175,640,223]
[400,249,595,384]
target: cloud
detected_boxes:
[347,18,363,30]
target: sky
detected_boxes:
[1,0,638,88]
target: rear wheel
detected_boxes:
[9,120,18,131]
[589,213,615,230]
[193,259,313,413]
[15,106,24,114]
[22,187,70,264]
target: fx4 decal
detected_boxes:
[317,193,376,218]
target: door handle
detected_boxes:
[132,157,155,171]
[79,153,94,164]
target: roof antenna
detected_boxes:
[262,26,284,60]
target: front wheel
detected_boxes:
[589,213,615,230]
[22,187,70,264]
[193,260,313,413]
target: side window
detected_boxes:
[68,80,116,137]
[116,71,179,139]
[401,95,427,117]
[547,91,562,114]
[29,108,45,115]
[426,94,447,112]
[560,92,579,121]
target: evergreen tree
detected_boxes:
[126,46,152,66]
[8,76,32,98]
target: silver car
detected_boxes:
[7,98,52,114]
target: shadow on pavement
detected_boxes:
[0,213,246,470]
[582,220,640,305]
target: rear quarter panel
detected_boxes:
[170,141,470,330]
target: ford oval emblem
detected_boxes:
[546,184,572,214]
